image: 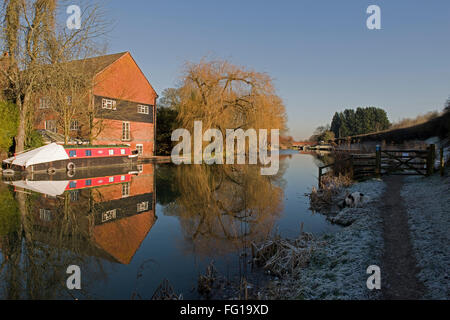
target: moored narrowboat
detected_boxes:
[2,143,138,175]
[5,172,135,197]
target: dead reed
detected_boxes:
[150,279,183,300]
[251,232,324,277]
[308,173,352,212]
[197,261,218,298]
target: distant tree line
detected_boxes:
[309,107,390,143]
[309,124,335,143]
[309,97,450,143]
[330,107,390,138]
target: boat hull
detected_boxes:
[4,155,137,174]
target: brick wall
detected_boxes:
[32,52,157,155]
[94,53,157,106]
[93,53,156,157]
[94,118,154,158]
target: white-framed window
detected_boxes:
[70,120,79,131]
[102,209,117,223]
[45,120,57,133]
[39,97,51,109]
[108,176,114,183]
[137,201,149,213]
[136,144,143,156]
[39,209,52,222]
[109,149,114,156]
[137,164,143,173]
[137,105,149,114]
[122,122,130,141]
[102,98,117,110]
[122,182,130,198]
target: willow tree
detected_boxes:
[177,60,287,139]
[1,0,108,152]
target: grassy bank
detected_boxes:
[257,170,449,300]
[401,172,450,299]
[258,179,386,299]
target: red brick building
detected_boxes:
[35,52,158,158]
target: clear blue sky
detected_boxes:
[101,0,450,140]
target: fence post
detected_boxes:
[375,145,381,178]
[427,144,436,176]
[318,167,322,189]
[350,155,354,180]
[431,144,436,166]
[440,146,445,177]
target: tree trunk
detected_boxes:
[15,100,26,153]
[64,108,69,145]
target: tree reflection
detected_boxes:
[0,186,107,299]
[164,162,287,257]
[0,165,156,300]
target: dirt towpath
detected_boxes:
[379,176,426,299]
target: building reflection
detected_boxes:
[0,164,156,299]
[9,164,156,265]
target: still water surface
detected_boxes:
[0,151,339,299]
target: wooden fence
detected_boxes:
[318,144,444,188]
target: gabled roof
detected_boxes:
[68,51,158,100]
[67,52,128,77]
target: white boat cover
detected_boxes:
[5,180,69,196]
[3,143,69,168]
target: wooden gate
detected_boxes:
[318,144,440,188]
[352,145,435,178]
[379,149,430,176]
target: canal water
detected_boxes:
[0,151,340,299]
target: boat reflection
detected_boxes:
[4,164,156,265]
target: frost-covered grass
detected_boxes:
[271,179,386,300]
[326,181,383,226]
[401,173,450,300]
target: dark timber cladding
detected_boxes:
[95,95,154,123]
[93,192,154,225]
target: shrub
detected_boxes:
[25,130,45,150]
[0,186,20,236]
[390,111,440,130]
[0,101,19,155]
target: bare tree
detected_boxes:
[40,63,92,144]
[1,0,108,151]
